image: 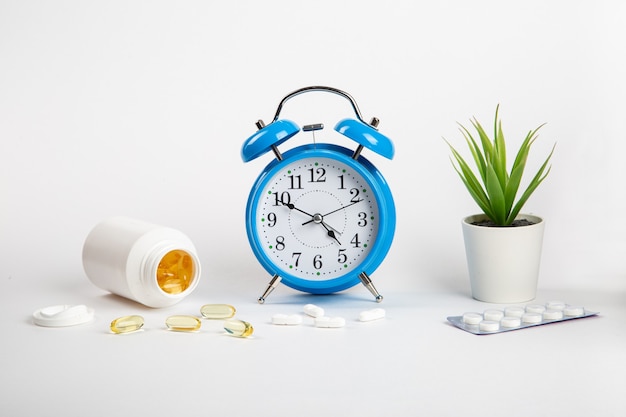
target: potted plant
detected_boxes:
[445,105,555,303]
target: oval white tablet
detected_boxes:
[479,320,500,332]
[303,304,324,318]
[359,308,385,322]
[462,312,482,325]
[314,316,345,328]
[271,314,303,325]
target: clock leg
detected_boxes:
[358,272,383,303]
[258,274,282,304]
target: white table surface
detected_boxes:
[2,272,624,416]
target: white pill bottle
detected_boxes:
[82,217,201,308]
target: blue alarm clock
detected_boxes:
[241,86,396,303]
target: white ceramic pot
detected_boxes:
[462,214,545,303]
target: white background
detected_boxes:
[1,1,625,416]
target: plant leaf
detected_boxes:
[493,120,508,190]
[504,130,534,214]
[485,164,506,224]
[445,140,496,220]
[507,143,556,223]
[470,117,494,165]
[458,124,487,182]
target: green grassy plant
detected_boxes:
[445,105,555,226]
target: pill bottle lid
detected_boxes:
[33,304,95,327]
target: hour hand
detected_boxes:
[321,222,341,245]
[280,200,315,219]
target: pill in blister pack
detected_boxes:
[447,301,598,335]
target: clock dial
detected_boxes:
[253,156,380,281]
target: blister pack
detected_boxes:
[447,301,598,335]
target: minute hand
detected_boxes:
[301,199,363,226]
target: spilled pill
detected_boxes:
[303,304,324,318]
[224,319,254,337]
[165,315,201,332]
[200,304,236,319]
[314,316,345,328]
[359,308,386,322]
[110,315,144,334]
[271,314,303,325]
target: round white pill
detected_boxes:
[479,320,500,332]
[563,306,585,317]
[483,309,504,321]
[526,304,546,314]
[542,309,564,320]
[271,314,303,325]
[546,301,566,311]
[303,304,324,318]
[359,308,385,322]
[314,316,345,328]
[522,312,543,323]
[500,316,522,328]
[462,312,483,325]
[504,306,525,318]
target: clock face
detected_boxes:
[247,148,384,290]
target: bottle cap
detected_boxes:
[33,304,94,327]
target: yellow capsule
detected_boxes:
[110,315,144,334]
[165,315,201,332]
[200,304,236,319]
[224,319,254,338]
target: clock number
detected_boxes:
[267,212,277,227]
[357,212,367,227]
[288,175,302,190]
[273,191,291,206]
[292,252,301,267]
[350,233,361,248]
[308,167,326,183]
[337,249,347,264]
[338,174,346,190]
[275,236,286,251]
[350,188,360,203]
[313,254,323,270]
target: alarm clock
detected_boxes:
[241,86,396,303]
